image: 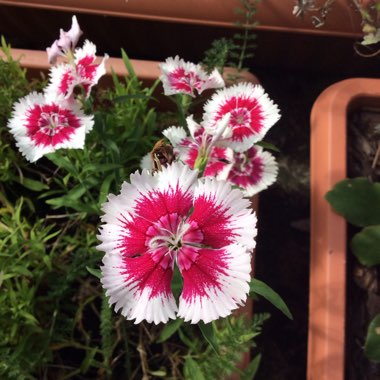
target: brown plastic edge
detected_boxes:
[308,78,380,380]
[0,0,363,38]
[0,48,259,87]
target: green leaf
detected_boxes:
[82,163,122,173]
[149,369,167,377]
[16,177,49,192]
[184,357,206,380]
[364,314,380,362]
[351,225,380,267]
[114,94,149,102]
[99,174,114,205]
[157,318,183,343]
[325,178,380,227]
[86,266,101,279]
[46,153,77,175]
[65,184,87,201]
[241,354,261,380]
[250,278,293,320]
[121,49,136,79]
[198,321,219,354]
[255,141,280,152]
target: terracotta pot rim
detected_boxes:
[308,77,380,380]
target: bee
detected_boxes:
[150,139,175,172]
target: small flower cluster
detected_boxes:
[98,56,281,324]
[159,56,280,197]
[7,16,107,162]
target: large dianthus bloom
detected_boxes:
[159,56,225,97]
[97,162,256,324]
[203,83,281,152]
[46,40,108,100]
[7,92,93,162]
[227,146,278,197]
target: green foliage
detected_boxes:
[326,174,380,363]
[364,314,380,362]
[250,278,293,319]
[194,313,270,379]
[0,37,275,379]
[202,38,235,74]
[351,225,380,267]
[202,0,258,73]
[0,40,163,378]
[325,177,380,227]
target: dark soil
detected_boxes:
[345,109,380,380]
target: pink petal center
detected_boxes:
[145,212,204,271]
[169,68,202,94]
[25,103,80,147]
[217,96,264,141]
[229,149,264,187]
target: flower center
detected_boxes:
[38,112,68,136]
[230,107,251,128]
[145,213,203,270]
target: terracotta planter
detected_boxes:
[0,0,363,38]
[308,78,380,380]
[2,47,259,91]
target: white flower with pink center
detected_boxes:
[7,92,93,162]
[46,40,108,100]
[227,146,278,197]
[97,162,256,324]
[159,56,225,97]
[203,83,281,152]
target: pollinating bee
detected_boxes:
[150,139,175,172]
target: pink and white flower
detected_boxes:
[47,15,83,64]
[203,83,281,152]
[7,92,93,162]
[226,146,278,197]
[46,40,108,100]
[97,162,256,324]
[163,115,233,178]
[159,56,225,97]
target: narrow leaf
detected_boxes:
[157,318,183,343]
[241,354,262,380]
[250,278,293,319]
[16,177,49,191]
[121,49,136,79]
[87,266,101,279]
[255,141,280,152]
[184,357,206,380]
[198,321,219,354]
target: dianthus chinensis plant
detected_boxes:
[1,15,292,379]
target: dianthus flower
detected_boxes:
[7,92,93,162]
[46,40,108,100]
[163,115,233,179]
[97,162,256,324]
[46,15,83,64]
[159,56,225,97]
[203,83,281,152]
[226,146,278,197]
